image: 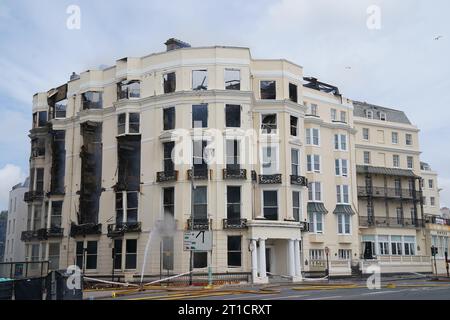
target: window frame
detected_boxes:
[260,80,276,100]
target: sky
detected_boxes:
[0,0,449,210]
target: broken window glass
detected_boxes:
[50,130,66,194]
[114,239,122,269]
[225,104,240,128]
[117,135,141,192]
[192,70,208,90]
[163,72,176,93]
[260,81,276,99]
[117,80,141,100]
[224,69,240,90]
[127,192,138,223]
[261,114,277,134]
[53,99,67,119]
[50,201,63,228]
[163,187,175,217]
[289,83,298,103]
[31,138,45,157]
[35,168,44,192]
[193,252,208,269]
[86,241,98,270]
[290,116,298,136]
[115,192,124,224]
[192,104,208,128]
[126,239,137,269]
[163,107,175,130]
[38,111,48,127]
[82,92,102,110]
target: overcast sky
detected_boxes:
[0,0,449,210]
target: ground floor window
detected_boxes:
[338,249,352,260]
[114,240,123,270]
[309,249,324,261]
[193,252,208,269]
[125,239,137,269]
[378,236,389,255]
[403,236,415,256]
[162,237,174,271]
[227,236,242,267]
[391,236,402,255]
[76,240,98,270]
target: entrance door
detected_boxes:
[363,242,374,259]
[265,248,271,273]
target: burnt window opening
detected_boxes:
[79,122,103,225]
[50,130,66,195]
[82,92,103,110]
[224,69,240,90]
[225,104,241,128]
[117,80,141,100]
[192,70,208,91]
[48,84,68,120]
[227,186,241,220]
[163,142,175,173]
[163,72,176,94]
[35,168,44,192]
[117,113,140,135]
[115,191,138,224]
[31,138,45,158]
[163,187,175,217]
[33,111,48,128]
[289,83,298,103]
[290,116,298,137]
[261,114,277,134]
[260,81,276,100]
[192,104,208,128]
[117,135,141,192]
[163,107,175,130]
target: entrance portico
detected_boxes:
[248,220,304,283]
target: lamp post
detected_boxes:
[325,246,330,281]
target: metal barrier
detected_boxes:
[0,261,50,280]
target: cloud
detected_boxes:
[0,164,26,210]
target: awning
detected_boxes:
[333,204,356,215]
[307,202,328,214]
[356,165,418,178]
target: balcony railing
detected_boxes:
[426,215,450,226]
[187,168,209,180]
[357,187,422,200]
[223,218,248,229]
[187,218,210,230]
[47,227,64,238]
[290,175,308,186]
[259,174,282,184]
[70,223,102,237]
[223,168,247,180]
[24,191,44,202]
[359,216,425,229]
[156,170,178,183]
[21,229,48,242]
[107,222,142,238]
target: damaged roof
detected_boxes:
[353,100,411,124]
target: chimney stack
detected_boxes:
[165,38,191,51]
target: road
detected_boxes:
[87,278,450,300]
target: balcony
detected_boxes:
[359,217,425,229]
[426,215,450,226]
[259,174,282,184]
[187,168,209,180]
[24,191,44,203]
[107,222,142,238]
[187,218,210,230]
[223,218,248,230]
[47,227,64,238]
[290,175,308,187]
[223,168,247,180]
[21,229,47,242]
[156,170,178,183]
[357,187,422,200]
[70,223,102,237]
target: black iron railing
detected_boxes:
[223,218,248,229]
[24,191,44,202]
[107,222,142,238]
[357,187,422,200]
[187,168,209,180]
[70,223,102,237]
[259,174,282,184]
[290,175,308,186]
[359,216,425,228]
[300,221,310,232]
[47,227,64,238]
[21,229,48,242]
[223,168,247,180]
[187,218,210,230]
[156,171,178,183]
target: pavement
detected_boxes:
[83,276,450,300]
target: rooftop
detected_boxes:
[353,100,411,125]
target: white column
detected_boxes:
[288,239,295,277]
[46,200,52,229]
[258,239,267,279]
[294,240,302,278]
[251,239,258,282]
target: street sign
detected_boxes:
[183,231,212,251]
